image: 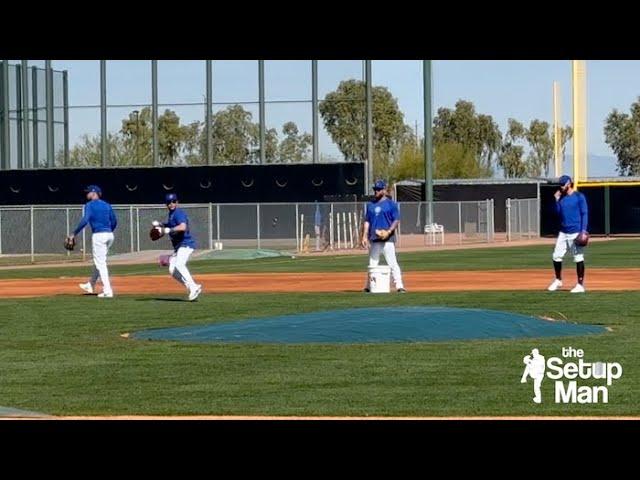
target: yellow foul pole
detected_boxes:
[572,60,587,189]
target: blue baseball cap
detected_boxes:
[84,185,102,194]
[165,193,178,204]
[558,175,572,186]
[373,180,387,191]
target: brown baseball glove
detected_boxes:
[64,235,76,251]
[574,231,589,247]
[149,226,164,241]
[375,229,391,241]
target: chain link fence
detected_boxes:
[0,200,505,261]
[506,198,540,240]
[397,200,495,246]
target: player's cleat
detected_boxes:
[79,282,93,294]
[570,283,585,293]
[188,284,203,301]
[363,288,370,293]
[98,292,113,298]
[547,279,562,291]
[397,288,407,293]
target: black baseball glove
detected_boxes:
[64,235,76,251]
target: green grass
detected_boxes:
[0,291,638,416]
[0,254,82,267]
[1,239,639,280]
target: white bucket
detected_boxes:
[214,242,223,250]
[368,265,391,293]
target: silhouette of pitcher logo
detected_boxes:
[521,348,546,404]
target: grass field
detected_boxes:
[0,239,638,417]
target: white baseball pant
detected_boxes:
[365,241,404,289]
[88,232,115,295]
[169,246,197,290]
[552,231,584,263]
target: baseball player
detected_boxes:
[71,185,118,298]
[521,348,546,404]
[361,180,406,293]
[152,193,202,301]
[548,175,589,293]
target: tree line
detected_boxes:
[67,79,581,180]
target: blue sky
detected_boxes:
[22,60,640,176]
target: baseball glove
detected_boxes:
[375,229,391,241]
[149,226,164,241]
[575,231,589,247]
[64,236,76,251]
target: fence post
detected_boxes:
[397,202,401,248]
[30,205,35,263]
[136,207,140,252]
[528,199,533,238]
[491,199,495,242]
[518,200,522,240]
[66,208,70,257]
[487,198,495,242]
[216,204,221,243]
[129,205,134,253]
[536,197,541,237]
[507,198,511,241]
[486,199,491,243]
[295,203,299,252]
[342,211,347,250]
[256,203,261,250]
[329,203,334,250]
[458,201,462,244]
[208,203,213,250]
[604,185,611,237]
[82,205,86,262]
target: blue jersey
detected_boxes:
[555,191,588,234]
[365,197,400,242]
[164,207,196,250]
[73,199,117,236]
